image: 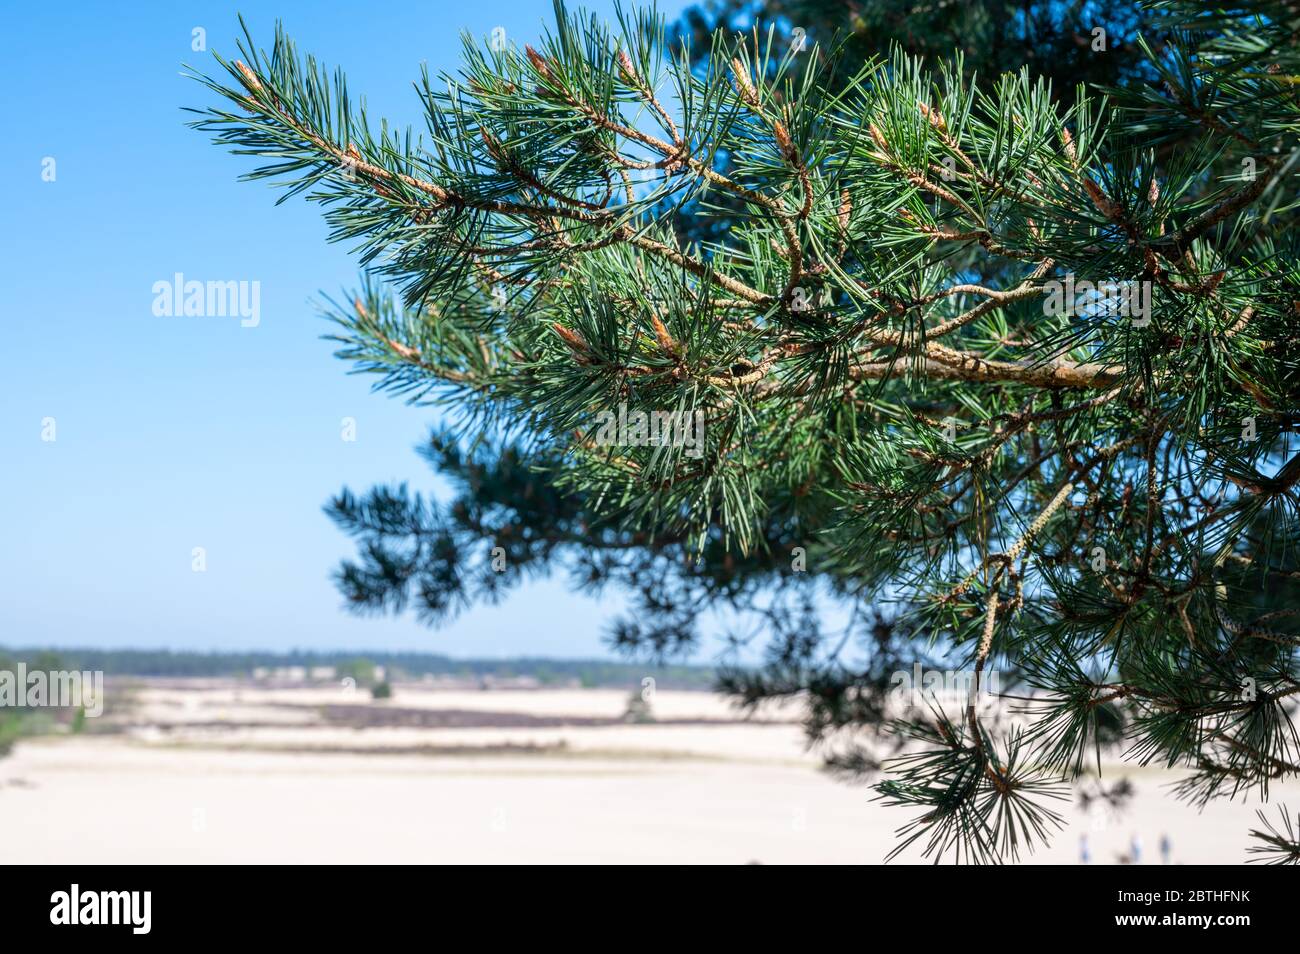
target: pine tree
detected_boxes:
[674,0,1157,98]
[191,0,1300,862]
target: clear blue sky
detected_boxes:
[1,0,695,658]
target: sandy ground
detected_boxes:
[0,681,1289,864]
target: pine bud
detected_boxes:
[837,190,852,232]
[383,336,421,361]
[480,127,505,164]
[918,101,947,134]
[1060,127,1078,163]
[1083,178,1118,218]
[651,314,679,356]
[772,120,796,160]
[867,122,889,154]
[731,59,759,107]
[234,60,262,93]
[553,323,590,357]
[617,49,639,84]
[525,45,553,81]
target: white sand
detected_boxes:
[0,682,1288,864]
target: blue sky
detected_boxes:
[1,0,696,658]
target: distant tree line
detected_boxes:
[0,647,715,690]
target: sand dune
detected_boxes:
[0,681,1288,864]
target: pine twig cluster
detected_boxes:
[191,0,1300,862]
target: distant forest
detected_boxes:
[0,647,716,690]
